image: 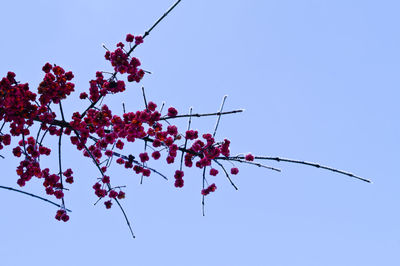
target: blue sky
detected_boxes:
[1,0,399,265]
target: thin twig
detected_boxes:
[114,197,135,238]
[34,114,369,183]
[142,87,148,111]
[88,136,168,180]
[58,130,66,208]
[180,107,192,171]
[220,156,370,183]
[159,101,165,114]
[160,109,244,121]
[73,129,136,238]
[202,167,206,216]
[227,158,281,172]
[0,185,72,212]
[59,101,66,122]
[0,121,6,132]
[142,0,182,40]
[213,95,227,138]
[213,160,238,190]
[80,0,182,119]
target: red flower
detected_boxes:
[230,168,239,175]
[104,200,112,209]
[109,190,118,198]
[135,36,143,45]
[148,101,157,111]
[116,140,124,149]
[117,191,126,199]
[201,183,217,196]
[61,214,70,222]
[42,63,52,73]
[167,107,178,117]
[210,168,219,176]
[142,169,151,177]
[102,175,110,184]
[139,152,149,162]
[63,168,73,177]
[79,92,88,99]
[174,170,184,179]
[126,34,134,42]
[152,151,161,160]
[174,179,184,188]
[54,190,64,199]
[245,153,254,161]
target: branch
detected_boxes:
[88,136,168,180]
[58,129,66,208]
[219,156,371,183]
[142,0,182,41]
[213,159,238,190]
[34,115,370,183]
[0,185,72,212]
[160,109,244,121]
[73,129,136,238]
[81,0,183,119]
[202,167,206,216]
[213,95,227,137]
[180,107,192,171]
[224,157,281,172]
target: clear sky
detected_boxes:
[1,0,399,265]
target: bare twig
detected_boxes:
[202,167,206,216]
[159,101,165,114]
[88,136,168,180]
[81,0,183,120]
[58,130,66,208]
[0,121,6,132]
[142,0,182,41]
[73,129,136,238]
[226,157,281,172]
[33,114,370,183]
[160,109,244,121]
[213,159,238,190]
[114,197,135,238]
[59,101,66,122]
[213,95,227,138]
[0,185,72,212]
[142,87,148,110]
[180,107,192,171]
[219,156,370,183]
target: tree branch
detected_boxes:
[160,109,244,121]
[0,185,72,212]
[219,156,371,183]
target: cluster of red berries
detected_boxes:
[55,209,69,222]
[39,63,75,105]
[0,72,37,136]
[104,35,145,82]
[0,33,251,223]
[92,181,125,209]
[174,170,184,188]
[201,183,217,196]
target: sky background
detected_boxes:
[0,0,399,265]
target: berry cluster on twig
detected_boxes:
[0,0,369,238]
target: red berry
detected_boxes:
[231,168,239,175]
